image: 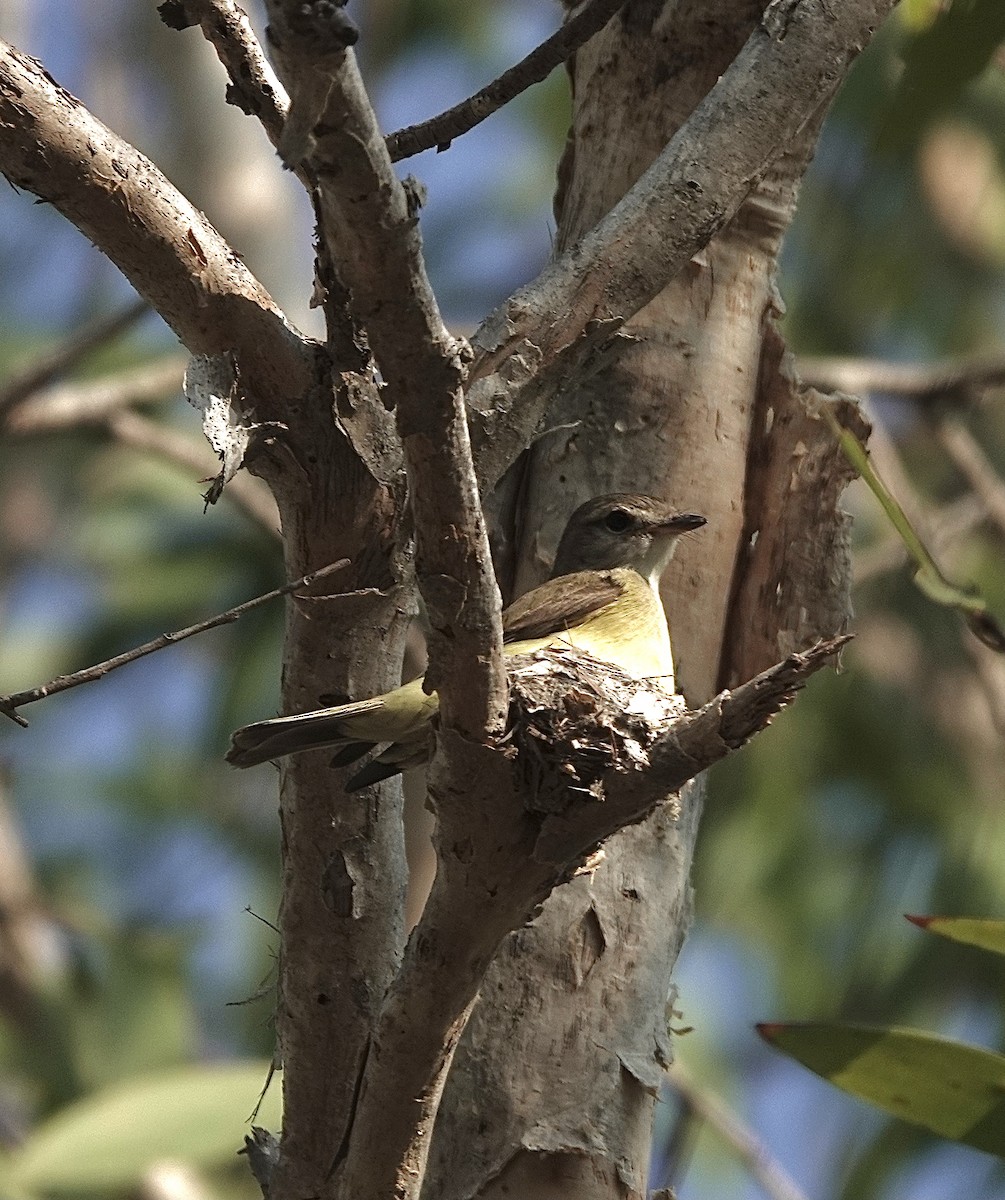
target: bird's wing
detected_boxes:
[502,569,626,643]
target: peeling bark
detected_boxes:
[720,325,871,687]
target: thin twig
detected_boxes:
[0,297,150,417]
[851,422,1005,728]
[666,1065,810,1200]
[853,493,985,586]
[0,559,349,727]
[798,352,1005,405]
[385,0,630,161]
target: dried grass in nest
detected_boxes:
[504,645,685,815]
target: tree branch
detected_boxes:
[333,636,848,1200]
[465,0,898,492]
[385,0,630,162]
[0,297,150,417]
[0,39,314,419]
[158,0,290,148]
[0,560,347,727]
[262,12,506,740]
[934,417,1005,539]
[666,1065,810,1200]
[103,409,282,537]
[4,357,186,430]
[798,351,1005,405]
[5,360,280,537]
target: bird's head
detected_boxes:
[551,494,706,584]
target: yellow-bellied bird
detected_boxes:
[227,494,705,788]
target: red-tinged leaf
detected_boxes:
[906,915,1005,957]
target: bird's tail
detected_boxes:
[226,697,385,768]
[226,677,437,773]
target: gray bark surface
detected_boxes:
[428,2,872,1196]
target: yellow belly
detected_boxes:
[507,570,675,685]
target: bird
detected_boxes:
[226,494,705,788]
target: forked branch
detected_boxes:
[466,0,899,492]
[333,636,849,1200]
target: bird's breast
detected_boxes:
[508,571,676,687]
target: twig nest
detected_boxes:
[505,645,685,814]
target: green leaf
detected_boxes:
[907,914,1005,956]
[758,1022,1005,1158]
[822,404,1005,650]
[10,1061,281,1193]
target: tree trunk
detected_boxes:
[427,4,862,1196]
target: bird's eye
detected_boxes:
[604,509,633,533]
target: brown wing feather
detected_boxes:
[502,569,627,644]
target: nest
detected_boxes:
[505,645,685,815]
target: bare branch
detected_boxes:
[0,39,314,418]
[260,2,358,170]
[263,21,451,394]
[262,16,506,737]
[466,0,898,492]
[0,297,150,417]
[335,636,847,1200]
[853,493,985,586]
[5,359,280,537]
[5,357,186,431]
[250,39,509,1187]
[666,1065,810,1200]
[536,635,853,858]
[158,0,290,147]
[0,559,347,727]
[385,0,630,162]
[799,352,1005,405]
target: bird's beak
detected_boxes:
[653,513,706,534]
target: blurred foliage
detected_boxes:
[763,1022,1005,1157]
[1,0,1005,1198]
[761,917,1005,1158]
[2,1062,281,1198]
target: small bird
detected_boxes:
[227,494,705,787]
